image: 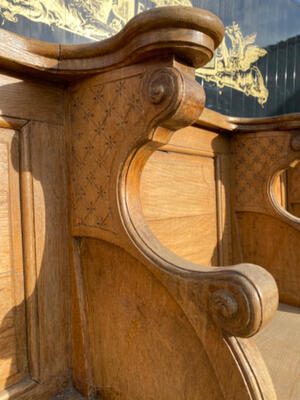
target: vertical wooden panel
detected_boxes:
[80,238,224,400]
[272,172,287,210]
[215,154,232,265]
[0,128,27,390]
[29,121,70,383]
[140,128,232,266]
[287,161,300,218]
[20,124,40,381]
[140,150,219,265]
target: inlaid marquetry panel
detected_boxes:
[0,128,27,390]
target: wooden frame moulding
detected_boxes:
[0,117,40,399]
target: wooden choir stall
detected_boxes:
[0,6,299,400]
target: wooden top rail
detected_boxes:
[196,109,300,133]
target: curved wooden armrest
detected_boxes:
[0,5,282,399]
[66,7,278,340]
[121,135,279,339]
[66,8,279,398]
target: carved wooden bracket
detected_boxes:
[64,7,281,399]
[0,6,283,399]
[68,8,278,343]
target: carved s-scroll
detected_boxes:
[120,83,278,341]
[143,67,205,132]
[207,263,278,338]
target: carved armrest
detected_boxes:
[0,4,277,338]
[0,7,280,398]
[118,67,278,339]
[64,8,278,340]
[65,8,278,398]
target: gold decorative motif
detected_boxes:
[197,22,269,106]
[0,0,191,40]
[0,0,136,39]
[0,1,268,104]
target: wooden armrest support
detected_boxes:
[67,12,278,339]
[0,7,283,399]
[65,8,279,397]
[122,126,279,339]
[122,208,279,339]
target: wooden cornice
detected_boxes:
[0,7,223,80]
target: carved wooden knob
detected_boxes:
[150,84,166,104]
[209,285,252,337]
[291,134,300,151]
[211,289,238,319]
[147,69,178,106]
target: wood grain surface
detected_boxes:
[253,303,300,400]
[1,5,300,400]
[0,128,27,390]
[141,150,220,265]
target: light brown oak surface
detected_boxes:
[0,128,26,390]
[253,303,300,400]
[0,81,69,399]
[0,5,298,400]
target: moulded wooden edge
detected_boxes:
[0,7,224,77]
[196,109,300,133]
[194,108,237,132]
[232,112,300,132]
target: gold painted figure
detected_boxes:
[0,1,268,105]
[197,22,269,106]
[0,0,134,39]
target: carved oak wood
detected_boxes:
[0,5,298,400]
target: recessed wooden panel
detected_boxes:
[140,150,225,265]
[287,161,300,218]
[81,238,223,400]
[141,151,217,219]
[147,215,219,265]
[0,73,64,125]
[29,121,70,382]
[0,128,27,390]
[236,211,300,307]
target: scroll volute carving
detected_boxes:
[144,67,206,131]
[290,133,300,151]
